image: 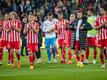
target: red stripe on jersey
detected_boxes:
[8,19,21,42]
[25,22,39,44]
[95,16,107,40]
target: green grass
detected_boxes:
[0,48,107,80]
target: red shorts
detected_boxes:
[87,37,97,47]
[0,40,9,49]
[67,39,71,48]
[27,43,38,53]
[58,39,67,48]
[9,42,20,50]
[75,41,80,49]
[98,39,107,48]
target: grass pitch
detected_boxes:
[0,48,107,80]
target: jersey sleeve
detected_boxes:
[17,20,22,29]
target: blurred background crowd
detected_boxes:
[0,0,107,21]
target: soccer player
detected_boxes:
[34,14,42,64]
[7,12,21,68]
[70,11,92,67]
[55,12,70,64]
[0,13,11,65]
[24,13,39,69]
[94,4,107,68]
[43,12,58,64]
[67,13,77,64]
[84,8,98,64]
[0,18,3,65]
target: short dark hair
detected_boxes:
[47,12,53,16]
[88,8,95,14]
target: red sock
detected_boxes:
[10,53,14,64]
[68,52,72,60]
[74,50,76,55]
[106,52,107,59]
[100,53,104,64]
[0,49,3,61]
[16,53,20,61]
[76,56,80,61]
[86,48,89,59]
[94,48,97,60]
[81,54,84,63]
[8,49,10,62]
[29,54,33,65]
[33,55,35,62]
[68,49,72,60]
[62,49,66,60]
[55,47,59,55]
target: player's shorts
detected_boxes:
[87,37,97,47]
[58,39,67,48]
[97,39,107,48]
[0,40,9,49]
[27,43,38,53]
[45,37,56,48]
[9,42,20,50]
[75,41,80,49]
[67,39,71,48]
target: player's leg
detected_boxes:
[31,44,38,69]
[85,37,90,64]
[15,49,21,68]
[104,49,107,59]
[74,41,81,66]
[10,48,15,68]
[98,40,105,68]
[6,41,11,65]
[55,46,59,58]
[7,48,11,65]
[100,48,105,68]
[80,49,85,67]
[45,38,51,63]
[93,47,97,64]
[76,49,81,67]
[0,40,5,65]
[105,49,107,59]
[36,45,42,64]
[51,37,57,63]
[0,48,3,65]
[15,42,21,68]
[27,44,35,69]
[67,47,72,64]
[29,51,34,69]
[67,39,72,64]
[61,40,66,64]
[20,44,25,56]
[85,47,90,63]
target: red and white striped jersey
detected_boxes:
[95,16,107,40]
[1,20,10,41]
[55,19,69,40]
[0,20,3,39]
[25,22,39,44]
[8,19,21,42]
